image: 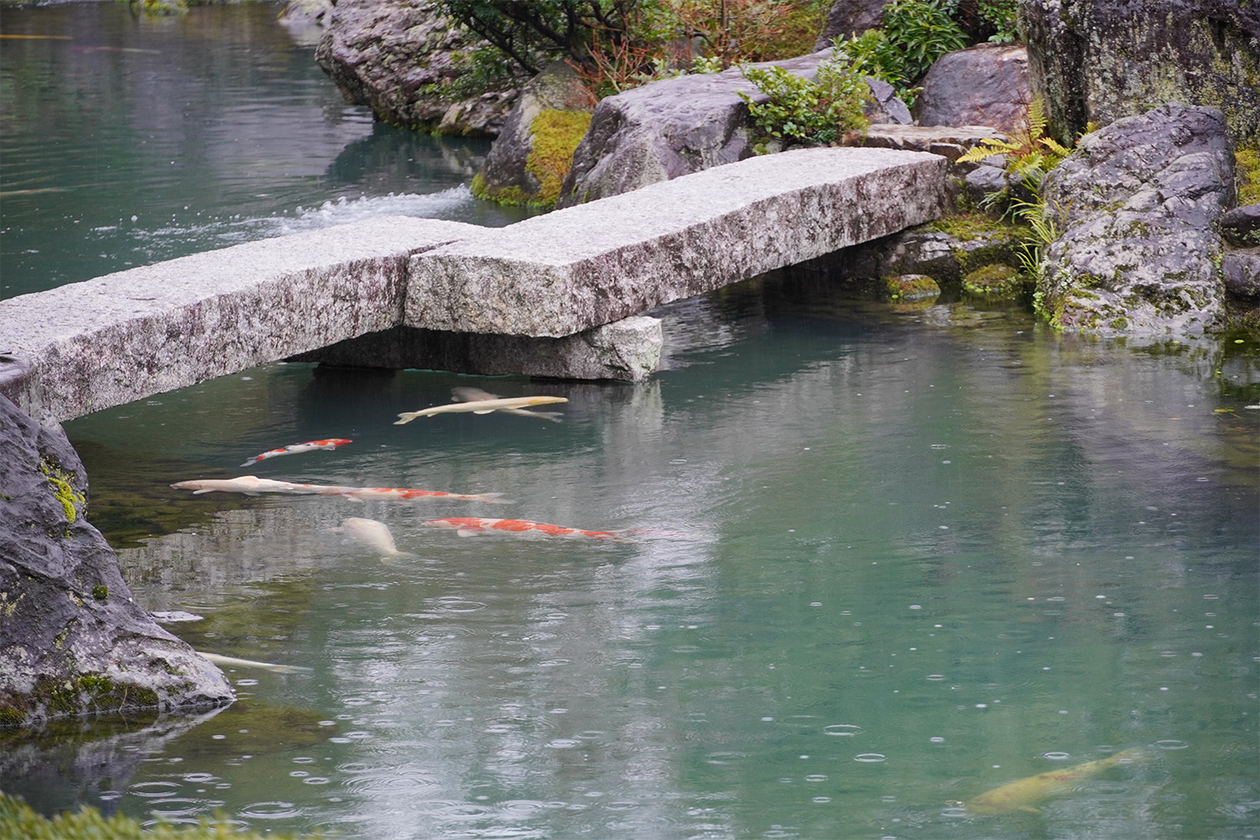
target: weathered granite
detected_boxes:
[557,51,837,208]
[0,217,481,427]
[861,123,1007,160]
[1222,250,1260,299]
[815,0,891,49]
[839,222,1025,289]
[1037,103,1233,335]
[0,395,234,728]
[1221,205,1260,249]
[291,317,663,381]
[409,146,948,336]
[913,44,1030,134]
[1019,0,1260,145]
[315,0,520,136]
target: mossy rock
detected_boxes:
[962,264,1029,299]
[886,274,941,301]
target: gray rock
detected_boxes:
[0,395,233,727]
[557,51,837,208]
[1019,0,1260,145]
[315,0,519,136]
[1221,205,1260,248]
[844,221,1024,288]
[1222,250,1260,298]
[474,61,595,207]
[277,0,334,47]
[913,44,1030,134]
[411,146,948,336]
[1037,103,1233,335]
[862,123,1007,158]
[815,0,892,49]
[864,77,912,126]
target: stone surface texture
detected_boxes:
[1037,103,1233,336]
[410,146,948,336]
[0,217,480,426]
[815,0,892,49]
[913,44,1030,133]
[292,317,663,382]
[1019,0,1260,144]
[557,51,837,208]
[315,0,519,136]
[0,395,233,727]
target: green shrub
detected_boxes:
[835,0,966,102]
[740,59,871,145]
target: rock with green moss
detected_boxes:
[0,395,233,728]
[962,263,1028,299]
[1020,0,1260,146]
[886,274,940,300]
[473,61,595,208]
[1036,103,1233,336]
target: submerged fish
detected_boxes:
[199,652,312,675]
[241,438,351,466]
[423,517,629,541]
[451,387,565,423]
[395,394,568,425]
[171,476,331,496]
[336,486,509,504]
[957,748,1149,815]
[333,517,410,557]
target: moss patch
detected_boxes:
[962,263,1027,298]
[525,109,593,208]
[1236,144,1260,205]
[39,456,84,527]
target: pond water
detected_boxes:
[3,4,1260,840]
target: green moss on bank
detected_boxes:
[0,791,313,839]
[1237,144,1260,205]
[526,109,593,207]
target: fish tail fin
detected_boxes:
[473,493,513,504]
[394,413,418,425]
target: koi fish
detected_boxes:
[395,395,568,424]
[955,748,1149,815]
[452,387,565,422]
[198,652,312,675]
[333,517,411,558]
[171,476,332,496]
[241,438,351,466]
[423,517,630,541]
[335,486,509,504]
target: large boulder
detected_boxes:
[1019,0,1260,145]
[814,0,892,49]
[0,395,233,728]
[913,43,1031,134]
[557,51,910,208]
[314,0,519,137]
[472,61,595,208]
[1036,103,1233,336]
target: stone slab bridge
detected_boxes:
[0,147,947,426]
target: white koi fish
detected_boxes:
[452,387,565,422]
[955,748,1150,815]
[423,517,630,541]
[198,652,312,675]
[171,476,331,496]
[241,438,351,466]
[395,394,568,425]
[332,517,412,558]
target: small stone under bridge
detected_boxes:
[0,147,947,426]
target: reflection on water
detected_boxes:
[57,273,1259,839]
[0,2,535,299]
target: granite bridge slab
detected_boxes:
[0,146,947,426]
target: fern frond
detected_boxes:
[957,138,1021,164]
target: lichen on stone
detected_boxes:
[38,456,84,526]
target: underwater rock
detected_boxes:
[0,395,233,728]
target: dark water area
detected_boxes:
[1,4,1259,839]
[0,1,533,299]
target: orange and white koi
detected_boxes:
[241,438,351,466]
[955,748,1150,815]
[423,517,629,541]
[335,487,509,504]
[395,395,568,425]
[171,476,332,496]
